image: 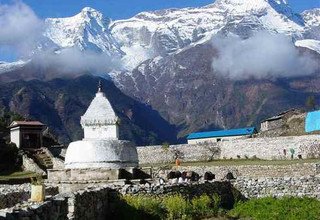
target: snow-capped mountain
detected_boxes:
[1,0,320,74]
[0,60,29,74]
[110,0,308,67]
[303,8,320,28]
[45,7,123,57]
[302,8,320,40]
[1,0,320,144]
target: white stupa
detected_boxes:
[64,81,138,169]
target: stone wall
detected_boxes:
[172,163,319,180]
[2,178,320,219]
[0,187,108,220]
[43,147,65,169]
[0,195,69,220]
[68,186,111,220]
[0,184,59,209]
[0,183,236,219]
[233,176,320,199]
[137,135,320,164]
[22,154,45,175]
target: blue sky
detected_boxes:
[1,0,319,20]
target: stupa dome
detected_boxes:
[81,89,118,127]
[64,81,138,169]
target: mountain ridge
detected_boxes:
[2,0,319,73]
[0,1,319,144]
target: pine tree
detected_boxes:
[306,95,316,111]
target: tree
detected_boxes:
[306,95,316,111]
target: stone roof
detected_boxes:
[9,121,44,128]
[81,90,118,126]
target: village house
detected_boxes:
[9,121,45,149]
[187,127,257,144]
[260,109,303,132]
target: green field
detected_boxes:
[229,197,320,220]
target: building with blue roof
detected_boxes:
[305,110,320,133]
[187,127,257,144]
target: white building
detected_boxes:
[64,81,138,169]
[9,121,45,149]
[187,127,257,144]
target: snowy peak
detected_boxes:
[302,8,320,27]
[111,0,306,60]
[80,7,103,17]
[211,0,303,25]
[44,7,122,55]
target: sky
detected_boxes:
[0,0,319,20]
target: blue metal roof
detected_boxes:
[187,127,257,140]
[305,110,320,133]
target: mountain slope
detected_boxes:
[0,75,177,145]
[114,42,320,140]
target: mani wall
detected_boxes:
[2,177,320,220]
[137,135,320,164]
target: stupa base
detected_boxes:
[64,139,139,169]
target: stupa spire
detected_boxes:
[98,80,102,93]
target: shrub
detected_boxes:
[0,142,20,170]
[161,142,170,151]
[163,194,190,219]
[191,195,212,217]
[119,193,222,220]
[123,195,164,219]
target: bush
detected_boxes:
[119,193,222,220]
[164,194,190,219]
[191,194,212,217]
[0,142,20,170]
[123,195,165,218]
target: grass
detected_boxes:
[0,171,37,181]
[116,195,320,220]
[228,197,320,220]
[141,158,320,168]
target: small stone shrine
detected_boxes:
[64,81,138,169]
[9,121,45,149]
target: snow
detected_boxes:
[110,0,307,63]
[295,39,320,54]
[44,7,122,56]
[0,60,28,74]
[302,8,320,27]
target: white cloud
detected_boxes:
[211,31,320,80]
[0,1,44,57]
[32,47,122,75]
[0,1,121,74]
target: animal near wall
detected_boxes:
[137,135,320,164]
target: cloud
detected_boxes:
[0,1,121,75]
[32,48,122,75]
[0,1,44,57]
[211,31,320,80]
